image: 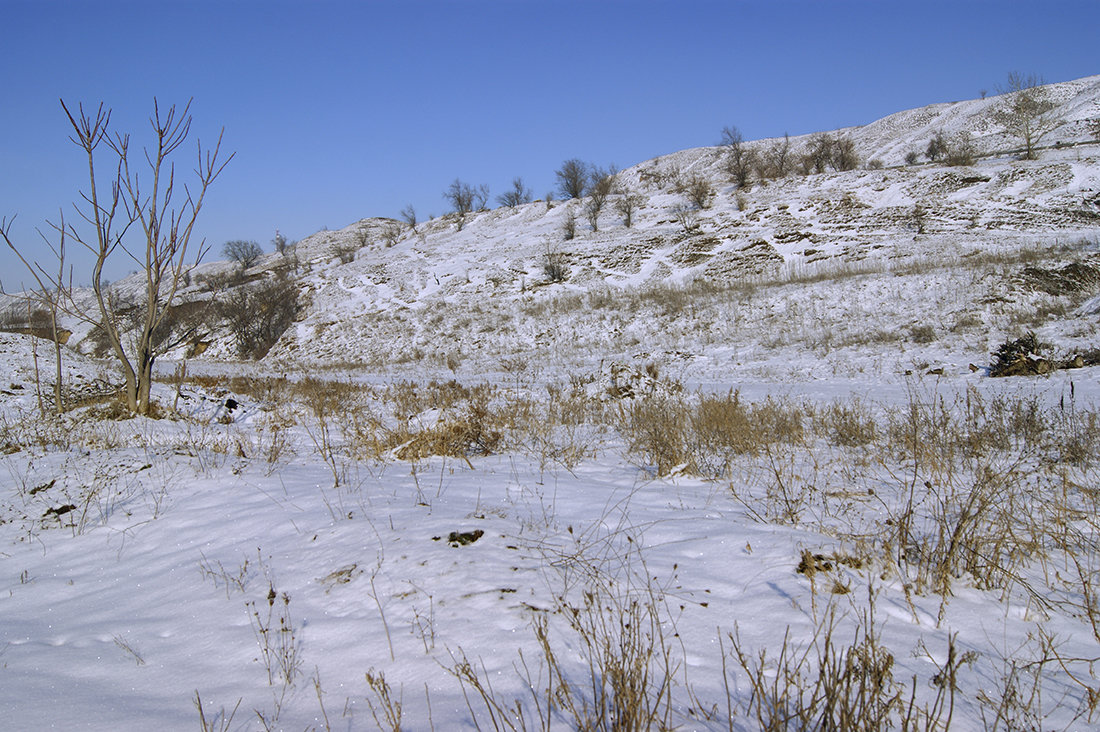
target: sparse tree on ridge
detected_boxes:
[990,72,1061,160]
[223,239,263,269]
[444,179,488,230]
[399,204,417,231]
[497,177,533,207]
[721,125,756,188]
[556,159,590,199]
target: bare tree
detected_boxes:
[584,166,616,232]
[756,134,792,180]
[681,174,715,210]
[1,215,70,414]
[990,72,1060,160]
[497,177,533,208]
[4,99,231,416]
[561,207,577,241]
[223,239,262,269]
[721,125,756,188]
[944,131,977,166]
[555,159,590,199]
[399,204,417,231]
[615,189,646,228]
[444,179,487,230]
[832,137,859,171]
[925,131,949,162]
[804,133,835,174]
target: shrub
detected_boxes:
[681,174,715,210]
[496,177,532,208]
[223,240,263,269]
[219,276,301,360]
[543,246,569,283]
[944,131,977,166]
[555,158,589,199]
[584,166,616,231]
[905,151,920,165]
[615,189,646,228]
[909,324,936,343]
[925,132,949,162]
[444,179,488,229]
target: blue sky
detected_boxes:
[2,0,1098,284]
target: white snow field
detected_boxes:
[3,76,1100,730]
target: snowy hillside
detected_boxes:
[204,74,1100,382]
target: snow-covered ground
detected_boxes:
[2,76,1100,730]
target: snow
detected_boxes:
[2,75,1100,730]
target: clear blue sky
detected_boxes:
[2,0,1098,285]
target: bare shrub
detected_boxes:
[926,131,949,162]
[756,133,793,180]
[222,239,262,269]
[444,179,489,229]
[219,276,300,360]
[584,166,616,232]
[680,174,715,210]
[496,177,532,208]
[398,204,417,231]
[561,207,577,241]
[615,188,646,228]
[555,158,590,199]
[990,72,1061,160]
[944,131,977,166]
[727,602,972,730]
[542,245,569,284]
[330,240,358,264]
[671,203,700,235]
[721,125,756,187]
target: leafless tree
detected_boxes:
[925,131,949,162]
[1,215,70,414]
[681,174,715,210]
[561,207,577,241]
[943,131,977,166]
[399,204,417,231]
[804,133,835,174]
[555,159,590,199]
[615,189,646,228]
[756,133,793,180]
[990,72,1060,160]
[3,99,231,416]
[832,137,859,171]
[584,166,616,231]
[444,179,487,230]
[497,177,533,207]
[223,239,262,269]
[721,125,756,188]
